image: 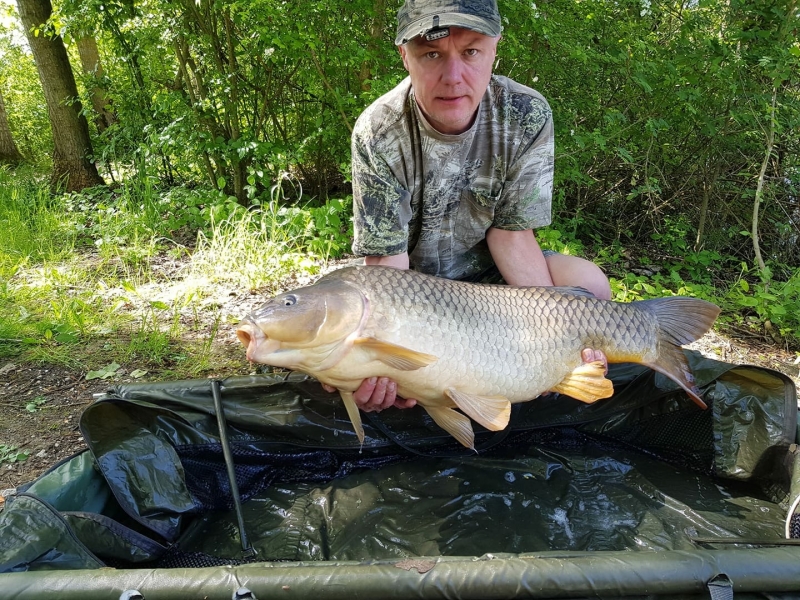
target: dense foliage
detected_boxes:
[0,0,799,353]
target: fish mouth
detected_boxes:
[236,321,257,348]
[236,321,282,362]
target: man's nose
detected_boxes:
[440,56,464,84]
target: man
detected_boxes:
[337,0,611,411]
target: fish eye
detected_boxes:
[283,295,297,307]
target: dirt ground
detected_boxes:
[1,272,799,496]
[0,343,249,493]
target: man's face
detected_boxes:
[399,27,499,135]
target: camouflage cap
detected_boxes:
[395,0,502,45]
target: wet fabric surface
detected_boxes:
[176,433,787,561]
[1,352,797,576]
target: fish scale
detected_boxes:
[238,265,721,449]
[373,276,550,383]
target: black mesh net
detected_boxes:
[156,549,272,569]
[585,406,716,475]
[791,514,800,539]
[177,443,411,512]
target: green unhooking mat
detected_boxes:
[1,351,799,598]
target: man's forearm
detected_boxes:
[485,227,553,287]
[364,253,410,269]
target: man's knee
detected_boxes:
[546,254,611,300]
[582,263,612,300]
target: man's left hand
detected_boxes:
[581,348,609,375]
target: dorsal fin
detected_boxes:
[547,286,596,298]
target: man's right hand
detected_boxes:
[321,378,417,412]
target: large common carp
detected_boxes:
[237,266,720,449]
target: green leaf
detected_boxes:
[616,147,635,164]
[770,305,787,317]
[86,362,122,381]
[737,296,759,307]
[55,332,79,343]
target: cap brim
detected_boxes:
[395,13,502,45]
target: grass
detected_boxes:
[189,204,320,290]
[0,167,329,378]
[0,168,78,267]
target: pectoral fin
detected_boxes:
[426,406,476,450]
[551,361,614,403]
[339,390,365,444]
[444,388,511,432]
[355,338,438,371]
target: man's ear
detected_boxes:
[398,45,409,71]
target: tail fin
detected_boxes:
[638,297,721,409]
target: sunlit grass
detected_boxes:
[0,167,78,268]
[0,168,327,376]
[189,205,321,290]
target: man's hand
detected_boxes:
[321,378,418,412]
[581,348,609,375]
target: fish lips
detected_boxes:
[236,318,282,363]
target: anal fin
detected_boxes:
[426,406,476,450]
[355,338,438,371]
[551,361,614,403]
[444,388,511,432]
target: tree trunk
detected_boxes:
[16,0,105,192]
[173,33,226,189]
[223,8,248,205]
[751,87,775,282]
[76,36,117,132]
[0,89,24,164]
[694,159,720,252]
[358,0,386,92]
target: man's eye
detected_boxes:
[465,48,478,57]
[426,51,439,59]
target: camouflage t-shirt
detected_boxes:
[351,75,554,280]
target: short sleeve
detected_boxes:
[351,114,412,257]
[492,95,554,231]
